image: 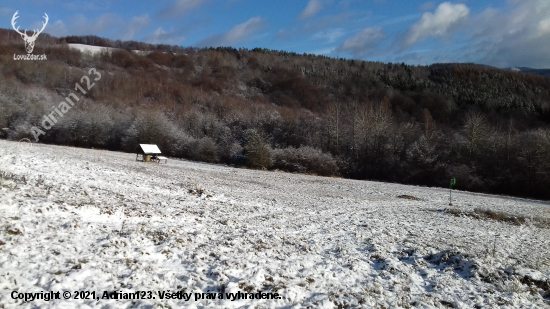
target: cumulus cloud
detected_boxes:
[120,15,151,40]
[385,0,550,68]
[473,0,550,68]
[197,16,265,47]
[336,27,383,57]
[404,2,469,47]
[46,20,69,37]
[143,27,185,45]
[299,0,323,20]
[158,0,205,19]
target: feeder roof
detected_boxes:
[138,144,162,154]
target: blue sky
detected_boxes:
[1,0,550,68]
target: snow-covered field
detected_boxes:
[68,44,113,55]
[68,44,152,56]
[1,139,549,308]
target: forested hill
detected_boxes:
[1,30,549,199]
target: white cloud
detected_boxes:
[404,2,469,47]
[46,20,68,37]
[158,0,205,18]
[312,28,345,43]
[472,0,550,68]
[224,17,265,42]
[275,29,288,40]
[299,0,323,20]
[385,0,550,68]
[121,15,151,41]
[197,16,265,47]
[337,27,383,57]
[143,27,185,45]
[309,46,336,55]
[536,17,550,37]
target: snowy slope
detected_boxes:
[0,139,549,308]
[68,43,153,56]
[68,44,112,55]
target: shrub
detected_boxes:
[148,50,173,67]
[107,49,132,68]
[272,146,339,176]
[191,136,219,163]
[122,111,179,153]
[172,54,195,71]
[244,129,272,169]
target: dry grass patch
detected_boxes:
[446,208,550,228]
[397,195,421,201]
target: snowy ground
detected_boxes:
[1,139,549,308]
[68,44,160,56]
[68,44,113,55]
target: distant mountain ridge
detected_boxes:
[508,67,550,77]
[434,63,550,77]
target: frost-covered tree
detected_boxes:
[244,129,272,169]
[463,111,488,160]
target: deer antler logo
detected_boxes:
[11,11,49,54]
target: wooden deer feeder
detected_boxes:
[135,144,167,164]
